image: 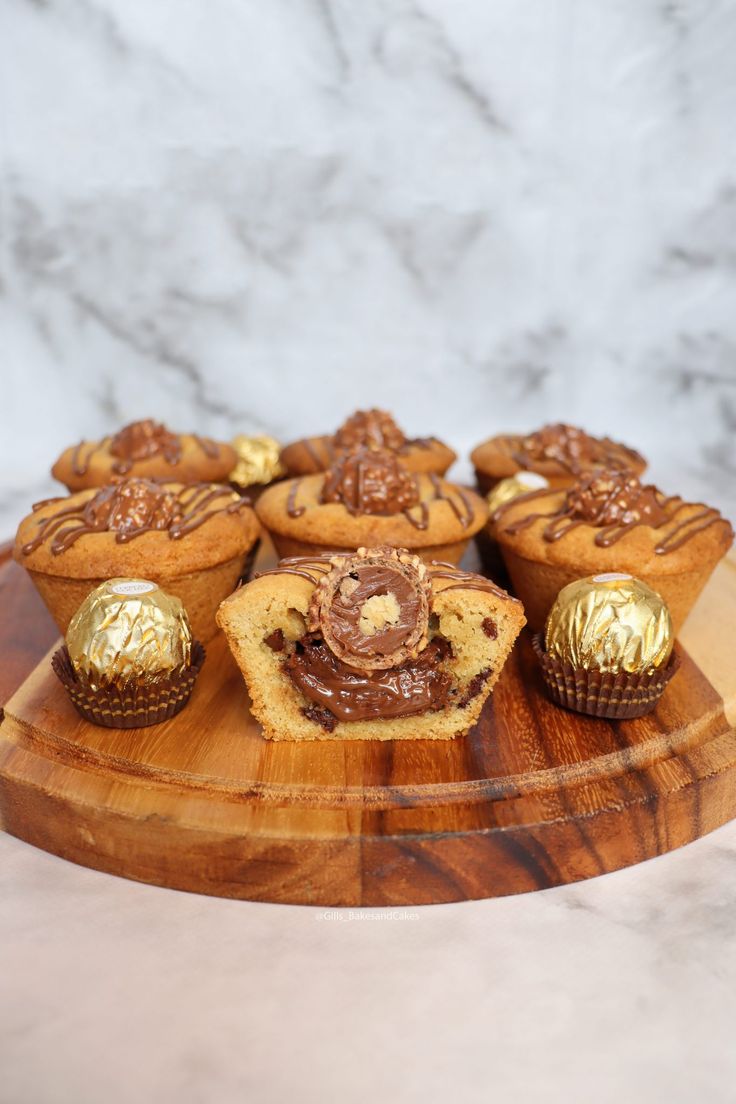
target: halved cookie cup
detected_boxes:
[217,556,525,741]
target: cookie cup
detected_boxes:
[471,434,646,495]
[281,435,456,477]
[495,492,733,633]
[255,475,488,567]
[15,492,260,642]
[53,434,237,492]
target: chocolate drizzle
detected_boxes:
[285,455,477,530]
[428,563,519,602]
[256,553,518,604]
[71,437,110,477]
[256,555,334,584]
[496,470,728,554]
[511,423,644,477]
[320,447,421,520]
[332,409,407,453]
[22,479,248,556]
[69,420,221,477]
[287,480,306,518]
[428,475,475,529]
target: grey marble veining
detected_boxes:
[4,0,736,537]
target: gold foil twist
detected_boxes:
[486,472,549,516]
[545,573,674,674]
[229,434,285,487]
[66,578,192,689]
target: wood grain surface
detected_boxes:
[1,539,735,906]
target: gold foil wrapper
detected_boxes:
[545,573,673,674]
[229,434,285,487]
[66,578,192,689]
[486,472,549,515]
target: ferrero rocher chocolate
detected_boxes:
[229,434,285,488]
[486,472,549,515]
[545,573,673,674]
[307,547,431,670]
[66,578,192,689]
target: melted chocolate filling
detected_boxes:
[285,634,453,723]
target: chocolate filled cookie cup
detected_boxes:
[52,418,237,491]
[280,408,456,477]
[14,479,261,642]
[255,447,488,566]
[217,547,526,741]
[471,423,646,495]
[493,470,733,632]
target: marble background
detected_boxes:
[3,0,736,538]
[2,4,736,1101]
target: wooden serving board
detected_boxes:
[1,539,735,907]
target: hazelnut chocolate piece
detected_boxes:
[306,547,431,671]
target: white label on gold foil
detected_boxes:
[592,573,633,583]
[517,472,549,490]
[110,580,157,596]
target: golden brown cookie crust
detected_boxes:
[494,487,733,576]
[280,435,456,477]
[52,433,237,491]
[471,434,647,486]
[15,484,260,579]
[255,473,488,549]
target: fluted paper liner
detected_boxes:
[532,633,680,719]
[52,641,206,728]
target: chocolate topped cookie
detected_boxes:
[15,478,260,641]
[217,546,525,740]
[280,408,456,477]
[52,419,237,491]
[471,422,646,494]
[256,447,488,565]
[493,469,733,631]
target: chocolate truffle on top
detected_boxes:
[471,422,647,494]
[332,409,407,453]
[279,408,456,478]
[493,467,734,631]
[255,447,488,565]
[109,419,181,468]
[306,546,432,670]
[52,418,237,491]
[320,447,420,517]
[15,477,261,642]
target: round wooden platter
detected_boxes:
[1,539,735,907]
